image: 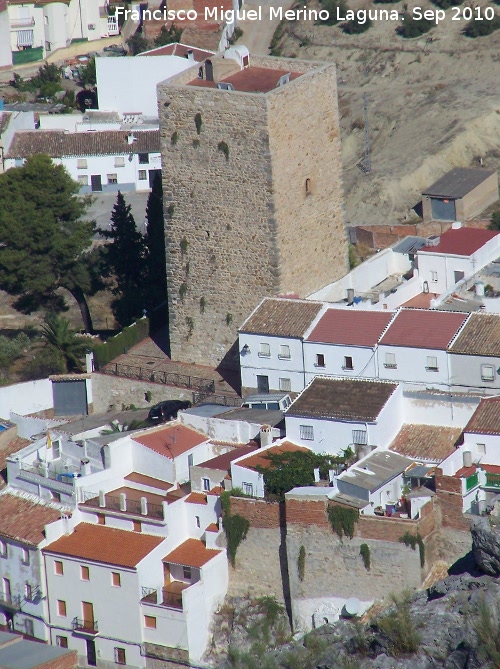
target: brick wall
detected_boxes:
[434,468,471,531]
[229,496,282,529]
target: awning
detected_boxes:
[17,30,34,47]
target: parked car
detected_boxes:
[148,400,192,424]
[241,393,291,411]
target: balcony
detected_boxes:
[72,617,99,635]
[465,472,479,492]
[81,489,164,520]
[0,591,21,611]
[485,473,500,489]
[141,582,189,610]
[18,461,80,493]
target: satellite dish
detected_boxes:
[344,598,360,617]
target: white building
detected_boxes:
[377,308,469,387]
[2,0,118,68]
[0,491,68,641]
[239,298,324,395]
[417,225,500,295]
[448,313,500,389]
[284,377,403,456]
[304,309,394,383]
[4,129,161,193]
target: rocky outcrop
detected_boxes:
[471,516,500,576]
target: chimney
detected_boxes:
[346,288,354,306]
[80,459,91,476]
[260,425,272,448]
[187,49,194,61]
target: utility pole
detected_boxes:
[357,93,372,174]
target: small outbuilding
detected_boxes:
[422,168,498,222]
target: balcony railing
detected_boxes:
[0,591,21,610]
[465,472,479,491]
[19,462,78,487]
[141,587,184,610]
[72,617,98,634]
[81,491,164,520]
[485,473,500,489]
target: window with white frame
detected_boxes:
[431,271,438,283]
[77,159,87,169]
[315,353,325,368]
[477,443,486,455]
[259,342,270,358]
[114,157,125,167]
[300,425,314,441]
[114,648,126,665]
[426,356,438,371]
[343,356,354,370]
[279,378,291,392]
[384,352,397,368]
[481,364,495,382]
[77,175,88,186]
[107,173,118,184]
[138,170,147,180]
[279,344,290,359]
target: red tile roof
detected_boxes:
[185,492,208,505]
[379,309,468,349]
[133,424,208,458]
[205,523,219,532]
[389,424,461,462]
[124,472,173,491]
[140,42,213,59]
[306,309,394,347]
[482,464,500,474]
[235,442,309,471]
[418,227,499,256]
[464,397,500,435]
[454,464,476,478]
[402,292,434,309]
[163,538,221,567]
[208,486,223,495]
[240,298,323,338]
[449,313,500,356]
[197,444,258,471]
[0,494,61,546]
[43,523,163,567]
[189,67,302,93]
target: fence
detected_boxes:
[191,392,241,407]
[98,362,215,395]
[93,318,150,368]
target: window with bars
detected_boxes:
[352,430,367,445]
[300,425,314,441]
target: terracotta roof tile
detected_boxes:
[389,424,461,462]
[207,486,223,495]
[449,313,500,356]
[240,298,323,338]
[306,309,394,347]
[185,492,208,505]
[197,444,258,471]
[287,377,398,422]
[133,423,208,458]
[141,42,214,59]
[189,67,302,93]
[0,493,61,546]
[418,227,499,256]
[454,464,476,478]
[205,523,219,532]
[124,472,173,491]
[43,523,163,568]
[235,441,309,471]
[464,397,500,435]
[163,538,221,567]
[379,309,468,349]
[482,464,500,474]
[6,129,160,159]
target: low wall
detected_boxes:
[90,373,192,414]
[0,379,53,420]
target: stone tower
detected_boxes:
[158,50,348,368]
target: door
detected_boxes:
[148,169,161,188]
[86,639,97,667]
[430,197,456,221]
[2,578,11,602]
[52,380,88,416]
[90,175,102,192]
[82,601,94,626]
[163,562,171,586]
[257,375,269,394]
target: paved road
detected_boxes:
[236,0,294,55]
[88,191,150,236]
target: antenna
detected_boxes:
[357,93,371,174]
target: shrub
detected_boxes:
[327,505,358,539]
[396,14,433,37]
[223,514,250,567]
[93,318,149,368]
[298,545,306,581]
[269,19,286,55]
[194,113,203,134]
[375,592,421,657]
[399,531,425,567]
[186,316,194,338]
[179,283,188,302]
[360,543,370,570]
[218,141,230,160]
[463,15,500,37]
[228,26,243,44]
[226,312,233,326]
[318,0,347,24]
[180,237,188,255]
[200,296,206,313]
[342,17,372,33]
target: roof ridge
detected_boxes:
[0,487,72,513]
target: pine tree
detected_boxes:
[144,173,168,330]
[101,191,147,326]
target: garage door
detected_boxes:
[52,380,88,416]
[431,198,456,221]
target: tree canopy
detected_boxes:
[0,154,98,331]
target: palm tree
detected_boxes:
[40,315,89,374]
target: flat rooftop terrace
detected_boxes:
[188,67,302,93]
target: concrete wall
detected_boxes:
[402,389,480,427]
[304,343,377,385]
[90,373,192,414]
[158,56,347,367]
[0,379,53,420]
